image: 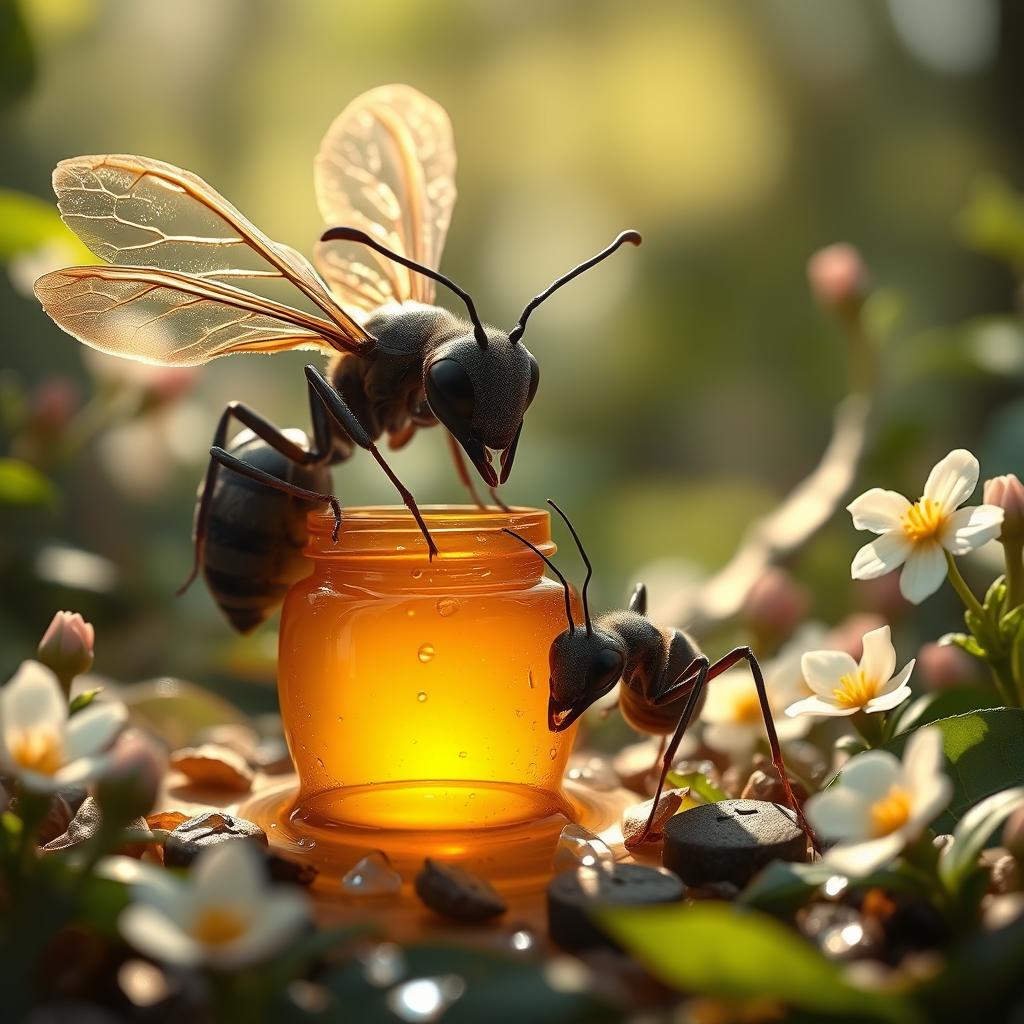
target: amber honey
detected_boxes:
[277,506,582,834]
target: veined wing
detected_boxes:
[53,153,372,353]
[34,265,345,367]
[313,84,456,312]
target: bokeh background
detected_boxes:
[2,0,1024,712]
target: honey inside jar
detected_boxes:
[278,506,581,832]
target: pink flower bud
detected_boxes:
[807,243,867,313]
[917,641,980,691]
[36,610,95,694]
[743,567,810,641]
[94,729,168,822]
[983,474,1024,544]
[28,376,80,434]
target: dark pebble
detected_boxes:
[163,811,268,868]
[267,852,319,887]
[662,799,806,887]
[414,859,507,921]
[547,864,685,952]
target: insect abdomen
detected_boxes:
[202,433,332,633]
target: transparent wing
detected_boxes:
[34,265,343,367]
[53,153,372,352]
[313,84,457,311]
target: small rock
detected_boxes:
[341,851,402,897]
[268,853,318,887]
[163,812,267,868]
[37,792,77,846]
[622,788,691,849]
[740,766,808,806]
[547,864,685,951]
[554,823,615,872]
[662,799,807,887]
[170,744,254,792]
[414,859,507,921]
[41,797,152,859]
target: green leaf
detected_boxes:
[883,710,1024,831]
[889,688,1003,737]
[68,688,102,716]
[957,174,1024,269]
[999,603,1024,643]
[737,860,835,914]
[0,458,55,506]
[666,770,726,803]
[0,189,94,263]
[964,609,999,658]
[940,631,985,659]
[1012,630,1024,691]
[984,576,1007,615]
[940,787,1024,890]
[597,903,918,1023]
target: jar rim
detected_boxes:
[306,504,556,561]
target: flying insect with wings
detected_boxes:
[33,85,640,631]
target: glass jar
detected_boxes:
[277,506,581,833]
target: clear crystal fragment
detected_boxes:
[340,851,402,897]
[553,822,615,873]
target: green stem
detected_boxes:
[945,552,985,619]
[1004,539,1024,610]
[852,711,884,749]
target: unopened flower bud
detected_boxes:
[1004,807,1024,863]
[917,641,979,691]
[94,729,167,823]
[983,474,1024,544]
[743,567,809,642]
[807,243,867,316]
[37,611,95,695]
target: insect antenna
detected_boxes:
[503,528,575,632]
[321,226,489,349]
[508,229,642,344]
[546,499,593,637]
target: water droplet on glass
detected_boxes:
[396,545,407,552]
[411,568,423,579]
[360,942,406,987]
[458,750,468,759]
[436,597,460,617]
[526,762,536,775]
[340,851,402,898]
[417,691,428,703]
[549,747,557,760]
[509,928,535,952]
[514,709,523,719]
[296,836,316,850]
[566,754,621,792]
[316,756,326,770]
[554,823,615,873]
[417,643,435,663]
[386,975,466,1023]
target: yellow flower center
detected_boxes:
[732,690,762,724]
[870,786,912,837]
[192,907,248,947]
[831,670,879,709]
[10,730,64,775]
[901,498,944,543]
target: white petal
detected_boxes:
[858,626,895,688]
[909,774,953,829]
[119,904,203,967]
[785,695,859,718]
[840,750,902,800]
[876,660,916,697]
[206,892,309,970]
[64,701,127,760]
[806,788,873,840]
[131,863,190,924]
[1,660,66,733]
[53,754,111,788]
[851,532,912,580]
[863,686,912,714]
[848,489,911,533]
[941,504,1004,555]
[191,840,265,913]
[14,768,65,793]
[802,650,858,697]
[824,833,905,877]
[922,449,979,514]
[898,542,946,605]
[902,726,946,791]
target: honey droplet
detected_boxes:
[417,691,428,703]
[417,643,435,663]
[549,747,558,760]
[458,750,468,759]
[436,597,460,617]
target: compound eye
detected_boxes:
[426,358,475,424]
[588,646,624,690]
[526,353,540,406]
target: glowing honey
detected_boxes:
[277,506,581,833]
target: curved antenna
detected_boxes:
[503,528,574,632]
[546,499,593,637]
[321,226,489,349]
[508,229,642,344]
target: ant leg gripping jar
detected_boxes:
[249,505,623,885]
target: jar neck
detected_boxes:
[304,506,556,592]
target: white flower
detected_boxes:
[848,449,1003,604]
[805,727,951,875]
[119,840,309,969]
[703,625,825,758]
[786,625,914,719]
[0,660,126,792]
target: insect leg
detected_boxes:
[304,365,439,559]
[706,647,819,851]
[446,431,486,508]
[208,446,342,541]
[628,656,710,847]
[488,486,511,512]
[178,401,328,596]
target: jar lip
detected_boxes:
[306,504,555,560]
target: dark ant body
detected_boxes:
[507,501,816,849]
